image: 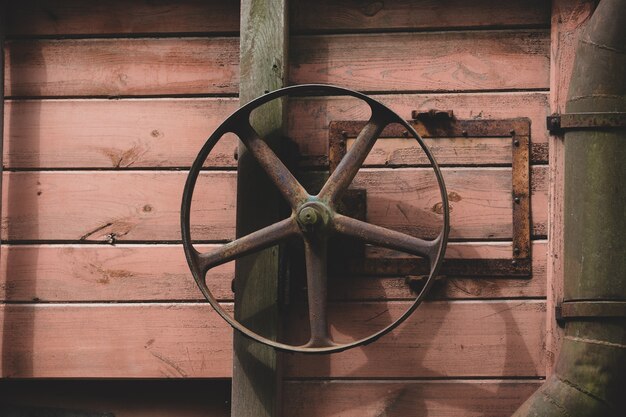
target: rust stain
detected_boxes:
[144,338,155,348]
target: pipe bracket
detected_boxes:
[547,112,626,134]
[556,301,626,324]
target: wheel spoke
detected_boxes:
[194,217,299,274]
[319,115,388,205]
[236,122,309,208]
[333,214,438,263]
[303,234,334,348]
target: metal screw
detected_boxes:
[513,247,521,256]
[341,130,348,138]
[513,139,520,147]
[105,233,117,245]
[402,130,409,137]
[511,259,518,266]
[462,130,468,137]
[514,196,521,204]
[510,129,516,136]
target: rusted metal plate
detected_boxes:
[350,257,532,278]
[512,131,531,264]
[329,117,533,278]
[547,111,626,133]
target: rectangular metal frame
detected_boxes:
[328,117,533,278]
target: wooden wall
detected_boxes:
[0,1,553,416]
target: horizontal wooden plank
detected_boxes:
[3,93,549,169]
[0,241,546,302]
[290,31,550,92]
[1,171,237,241]
[289,93,550,159]
[334,241,547,301]
[4,38,240,97]
[6,0,549,36]
[285,380,541,417]
[5,30,549,97]
[0,300,544,378]
[285,300,546,378]
[0,379,541,417]
[1,167,547,241]
[3,98,240,169]
[0,303,234,378]
[293,0,550,33]
[0,380,230,417]
[6,0,240,36]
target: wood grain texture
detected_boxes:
[0,380,230,417]
[6,0,240,36]
[292,0,550,32]
[232,1,287,415]
[545,0,595,374]
[4,38,240,97]
[5,0,549,36]
[1,167,548,241]
[3,98,239,169]
[289,93,550,159]
[0,303,234,378]
[290,31,549,92]
[284,380,541,417]
[0,300,544,378]
[3,93,549,169]
[0,241,547,302]
[0,379,540,417]
[284,300,546,378]
[1,171,237,242]
[4,31,548,97]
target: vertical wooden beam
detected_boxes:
[546,0,594,374]
[232,1,288,416]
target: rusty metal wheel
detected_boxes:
[181,84,450,353]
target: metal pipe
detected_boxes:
[512,0,626,415]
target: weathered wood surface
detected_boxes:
[0,303,234,378]
[0,300,544,378]
[4,38,240,97]
[294,0,549,32]
[284,300,546,378]
[3,98,239,169]
[4,30,549,97]
[1,167,548,241]
[545,0,596,374]
[232,0,287,415]
[5,0,549,36]
[290,31,549,92]
[0,241,547,302]
[1,171,237,242]
[5,0,241,36]
[289,93,550,158]
[0,379,540,417]
[3,93,548,169]
[0,380,231,417]
[284,380,541,417]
